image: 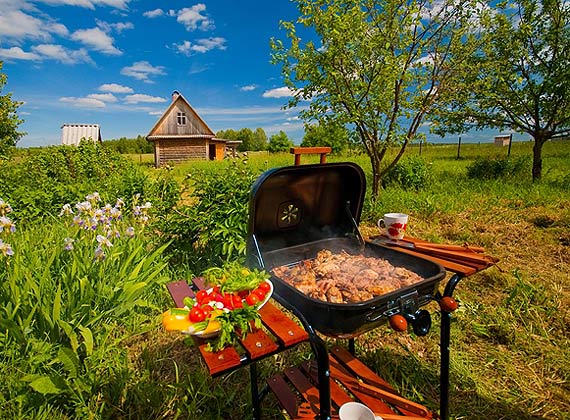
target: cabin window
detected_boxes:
[177,112,187,126]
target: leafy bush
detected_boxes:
[466,155,531,180]
[0,142,180,222]
[160,158,261,273]
[0,195,171,418]
[381,155,433,190]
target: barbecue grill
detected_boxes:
[246,162,446,338]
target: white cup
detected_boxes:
[377,212,409,240]
[338,402,383,420]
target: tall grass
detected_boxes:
[1,139,569,419]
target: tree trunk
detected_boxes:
[532,136,546,182]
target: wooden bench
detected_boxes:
[268,345,434,419]
[166,278,308,377]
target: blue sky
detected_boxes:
[1,0,522,148]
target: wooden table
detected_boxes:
[166,277,309,419]
[166,239,496,420]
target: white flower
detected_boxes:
[59,203,74,216]
[96,234,113,248]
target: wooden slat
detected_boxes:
[372,242,478,276]
[198,345,242,376]
[331,346,398,394]
[300,361,353,408]
[259,302,309,347]
[283,367,322,411]
[238,327,279,360]
[328,361,399,416]
[267,374,299,418]
[330,346,431,418]
[166,280,195,307]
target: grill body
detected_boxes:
[246,163,445,337]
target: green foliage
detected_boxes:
[104,135,153,154]
[268,130,293,153]
[381,156,433,190]
[160,158,260,272]
[0,142,180,222]
[217,127,268,151]
[0,197,172,417]
[466,156,531,180]
[0,61,26,158]
[432,0,570,181]
[301,121,353,154]
[271,0,477,197]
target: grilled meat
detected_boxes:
[272,249,423,303]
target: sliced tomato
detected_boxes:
[252,287,266,301]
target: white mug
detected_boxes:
[377,212,408,240]
[338,402,383,420]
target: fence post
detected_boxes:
[507,133,513,157]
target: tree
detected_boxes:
[0,62,25,157]
[268,130,294,153]
[271,0,478,197]
[432,0,570,181]
[301,121,352,153]
[251,127,268,151]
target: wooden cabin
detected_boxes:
[146,91,240,168]
[61,124,102,146]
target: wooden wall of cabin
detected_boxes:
[154,138,207,167]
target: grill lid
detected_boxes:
[247,162,366,267]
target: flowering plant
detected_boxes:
[59,192,152,261]
[0,198,15,257]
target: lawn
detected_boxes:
[1,139,568,419]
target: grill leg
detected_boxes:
[348,338,355,356]
[440,274,463,420]
[310,334,331,420]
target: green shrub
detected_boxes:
[466,155,531,180]
[381,155,433,190]
[160,158,261,273]
[0,142,180,222]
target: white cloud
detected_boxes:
[143,9,164,18]
[99,83,133,93]
[176,4,213,31]
[174,37,226,55]
[0,46,40,61]
[120,61,166,82]
[262,87,296,99]
[96,19,134,33]
[31,44,92,64]
[123,94,167,104]
[0,10,54,41]
[38,0,131,10]
[71,27,122,55]
[59,96,106,108]
[87,93,117,102]
[239,85,257,92]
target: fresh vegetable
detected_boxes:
[203,261,270,294]
[206,305,262,353]
[163,263,272,351]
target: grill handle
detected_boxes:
[249,234,265,268]
[345,200,365,251]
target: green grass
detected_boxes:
[2,139,569,419]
